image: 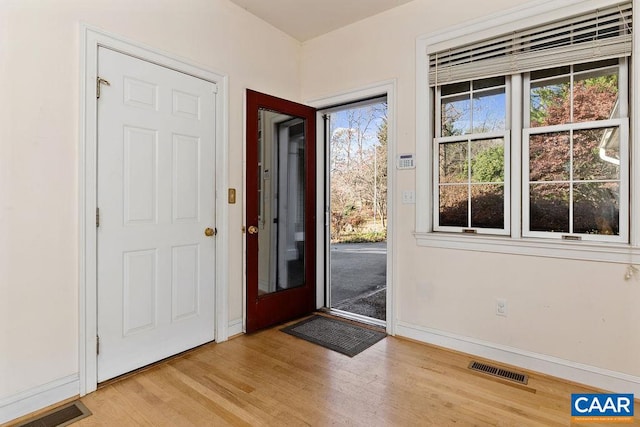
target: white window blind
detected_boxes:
[429,2,632,86]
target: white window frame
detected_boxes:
[434,78,511,235]
[522,59,629,243]
[434,131,511,235]
[415,0,640,264]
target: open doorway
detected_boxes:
[325,98,387,324]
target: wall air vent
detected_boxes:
[469,361,529,385]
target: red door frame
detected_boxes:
[245,89,316,333]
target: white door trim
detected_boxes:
[306,80,397,336]
[79,24,229,395]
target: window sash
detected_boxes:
[524,60,624,129]
[438,81,508,138]
[522,118,629,242]
[434,77,511,235]
[520,58,629,242]
[433,131,511,235]
[522,118,629,243]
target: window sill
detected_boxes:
[414,231,640,264]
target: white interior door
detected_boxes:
[97,47,217,382]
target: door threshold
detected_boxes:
[319,307,386,330]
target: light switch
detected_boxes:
[402,190,415,204]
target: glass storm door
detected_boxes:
[245,90,316,332]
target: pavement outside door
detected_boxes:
[330,242,386,320]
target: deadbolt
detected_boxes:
[205,227,216,237]
[247,225,258,235]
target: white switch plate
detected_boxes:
[402,190,415,204]
[496,298,507,317]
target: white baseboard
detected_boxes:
[0,374,79,424]
[396,321,640,395]
[228,318,244,337]
[1,319,242,425]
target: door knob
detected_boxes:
[247,225,259,235]
[204,227,216,237]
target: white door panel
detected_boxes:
[97,47,216,382]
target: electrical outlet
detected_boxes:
[402,190,415,204]
[496,298,507,317]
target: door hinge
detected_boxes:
[96,207,100,227]
[96,77,110,99]
[97,335,100,355]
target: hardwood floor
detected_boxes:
[62,319,638,426]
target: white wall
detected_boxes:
[301,0,640,389]
[3,0,640,422]
[0,0,300,418]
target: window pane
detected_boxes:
[529,183,569,232]
[574,59,618,73]
[531,66,570,81]
[474,76,505,90]
[573,128,620,181]
[439,185,468,227]
[573,182,619,235]
[529,132,570,181]
[471,138,504,183]
[441,94,470,136]
[441,81,470,96]
[439,141,467,183]
[530,76,570,127]
[573,68,618,123]
[471,184,504,229]
[473,88,506,133]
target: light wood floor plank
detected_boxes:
[63,321,640,426]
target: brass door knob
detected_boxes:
[204,227,216,237]
[247,225,259,235]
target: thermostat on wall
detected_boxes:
[397,153,415,169]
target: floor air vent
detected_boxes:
[469,361,529,385]
[16,401,91,427]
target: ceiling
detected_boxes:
[229,0,414,42]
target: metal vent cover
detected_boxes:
[17,401,92,427]
[469,361,529,385]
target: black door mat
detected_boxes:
[281,315,386,357]
[16,401,91,427]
